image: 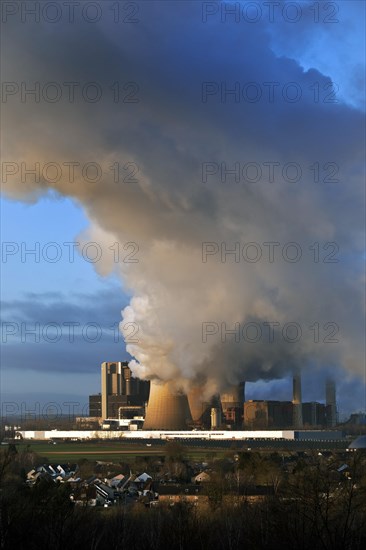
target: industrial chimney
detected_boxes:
[326,378,337,427]
[292,373,303,429]
[239,381,246,403]
[143,381,193,430]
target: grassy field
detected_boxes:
[14,441,225,462]
[12,439,348,462]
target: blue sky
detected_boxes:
[2,195,95,299]
[1,195,130,408]
[1,1,365,420]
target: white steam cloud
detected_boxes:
[2,2,365,398]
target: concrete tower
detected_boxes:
[187,386,220,429]
[187,386,208,423]
[326,378,337,427]
[143,381,193,430]
[292,373,303,429]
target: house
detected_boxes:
[26,464,79,485]
[107,473,131,491]
[192,471,211,483]
[94,480,117,505]
[155,483,202,505]
[109,473,125,487]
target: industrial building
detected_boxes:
[15,429,345,442]
[302,402,326,427]
[89,361,338,432]
[244,400,293,429]
[220,382,245,428]
[89,361,149,419]
[89,394,102,417]
[243,377,337,430]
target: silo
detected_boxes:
[143,381,193,430]
[211,408,221,430]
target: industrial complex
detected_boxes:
[88,361,338,431]
[16,361,343,443]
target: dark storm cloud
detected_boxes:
[1,287,128,326]
[1,286,129,374]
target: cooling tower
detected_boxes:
[187,386,208,422]
[143,381,193,430]
[292,373,303,429]
[326,378,337,427]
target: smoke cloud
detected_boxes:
[2,2,365,399]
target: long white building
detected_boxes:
[15,429,343,441]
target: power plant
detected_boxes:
[89,363,338,431]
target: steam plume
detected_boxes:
[2,3,364,400]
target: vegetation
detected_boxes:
[1,444,366,549]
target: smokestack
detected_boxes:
[240,381,246,403]
[143,381,193,430]
[292,373,303,429]
[326,378,337,427]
